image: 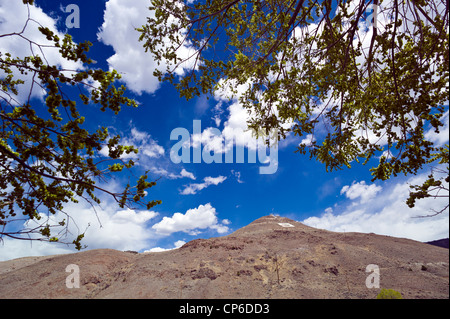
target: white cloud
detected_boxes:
[152,203,230,236]
[215,78,290,152]
[212,101,225,127]
[186,98,283,173]
[0,190,160,261]
[191,127,226,154]
[97,0,158,94]
[144,240,186,253]
[179,168,196,180]
[424,110,449,147]
[99,126,164,161]
[303,172,449,242]
[290,0,448,155]
[166,168,197,180]
[204,176,227,185]
[111,208,158,224]
[83,208,158,250]
[185,77,292,161]
[0,0,84,104]
[97,0,197,95]
[300,134,316,147]
[174,240,186,248]
[151,167,197,180]
[0,238,74,262]
[221,101,261,151]
[180,175,227,195]
[128,127,164,158]
[340,180,382,204]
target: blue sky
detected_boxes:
[0,0,448,261]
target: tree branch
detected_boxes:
[0,143,120,202]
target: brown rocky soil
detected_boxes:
[0,216,448,298]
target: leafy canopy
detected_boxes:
[138,0,448,211]
[1,1,161,249]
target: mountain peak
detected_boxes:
[0,215,448,299]
[227,215,316,238]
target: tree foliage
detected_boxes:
[407,145,449,217]
[138,0,448,212]
[0,2,160,248]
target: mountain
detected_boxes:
[426,238,449,249]
[0,216,448,298]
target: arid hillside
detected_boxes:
[0,215,448,298]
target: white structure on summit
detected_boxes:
[278,223,295,228]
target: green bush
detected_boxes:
[376,289,403,299]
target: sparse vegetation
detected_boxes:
[376,289,403,299]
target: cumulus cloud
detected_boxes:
[149,167,197,181]
[97,0,197,95]
[184,77,288,165]
[0,238,74,262]
[340,180,382,204]
[111,208,158,224]
[0,191,160,261]
[83,208,158,250]
[152,203,230,236]
[144,240,186,253]
[0,0,84,104]
[127,127,165,158]
[287,0,449,156]
[191,127,226,154]
[215,79,291,151]
[300,134,316,147]
[180,175,227,195]
[303,173,449,242]
[99,126,164,161]
[179,168,196,180]
[424,110,449,147]
[164,168,197,180]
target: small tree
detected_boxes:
[376,288,403,299]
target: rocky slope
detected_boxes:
[0,216,448,298]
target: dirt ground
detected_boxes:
[0,216,448,298]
